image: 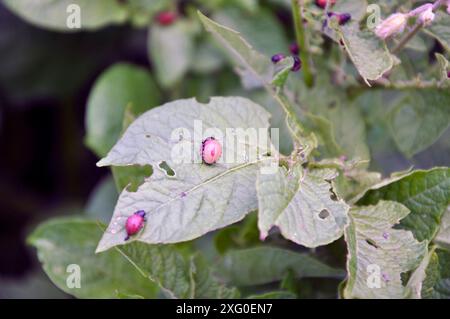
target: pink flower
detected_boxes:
[419,6,435,25]
[409,3,433,17]
[375,13,408,39]
[447,0,450,14]
[409,3,435,26]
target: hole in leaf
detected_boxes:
[318,209,330,219]
[195,96,211,104]
[365,238,379,249]
[158,161,175,177]
[113,165,152,192]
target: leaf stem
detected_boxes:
[391,22,423,55]
[291,0,314,87]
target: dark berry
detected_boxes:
[156,11,177,26]
[125,210,146,241]
[338,13,351,25]
[289,42,300,55]
[201,137,222,165]
[291,56,302,72]
[327,12,351,25]
[271,53,285,64]
[447,70,450,78]
[316,0,336,9]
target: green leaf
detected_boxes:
[148,20,195,88]
[257,166,349,248]
[198,11,273,88]
[388,89,450,157]
[343,201,427,299]
[27,218,159,298]
[434,206,450,250]
[112,165,153,192]
[424,11,450,52]
[309,159,382,201]
[304,113,344,158]
[85,176,118,223]
[30,217,238,299]
[325,100,370,161]
[249,91,294,155]
[271,57,294,87]
[408,247,450,299]
[214,213,259,254]
[96,97,271,252]
[297,75,370,161]
[85,63,161,157]
[358,168,450,242]
[3,0,128,32]
[188,255,240,298]
[116,242,239,298]
[213,7,289,57]
[110,105,153,192]
[333,22,394,84]
[427,249,450,299]
[190,40,225,74]
[220,246,344,286]
[435,53,450,86]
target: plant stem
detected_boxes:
[291,0,314,87]
[391,22,423,54]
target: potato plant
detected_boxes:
[6,0,450,299]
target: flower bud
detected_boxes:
[156,11,177,26]
[291,56,302,72]
[375,13,408,39]
[328,12,351,25]
[289,42,300,55]
[419,7,435,25]
[271,53,285,64]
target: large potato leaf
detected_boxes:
[96,97,271,252]
[28,218,159,298]
[257,165,349,248]
[29,218,237,299]
[344,201,427,299]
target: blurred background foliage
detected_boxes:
[0,0,449,298]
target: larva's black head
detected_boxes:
[135,210,146,218]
